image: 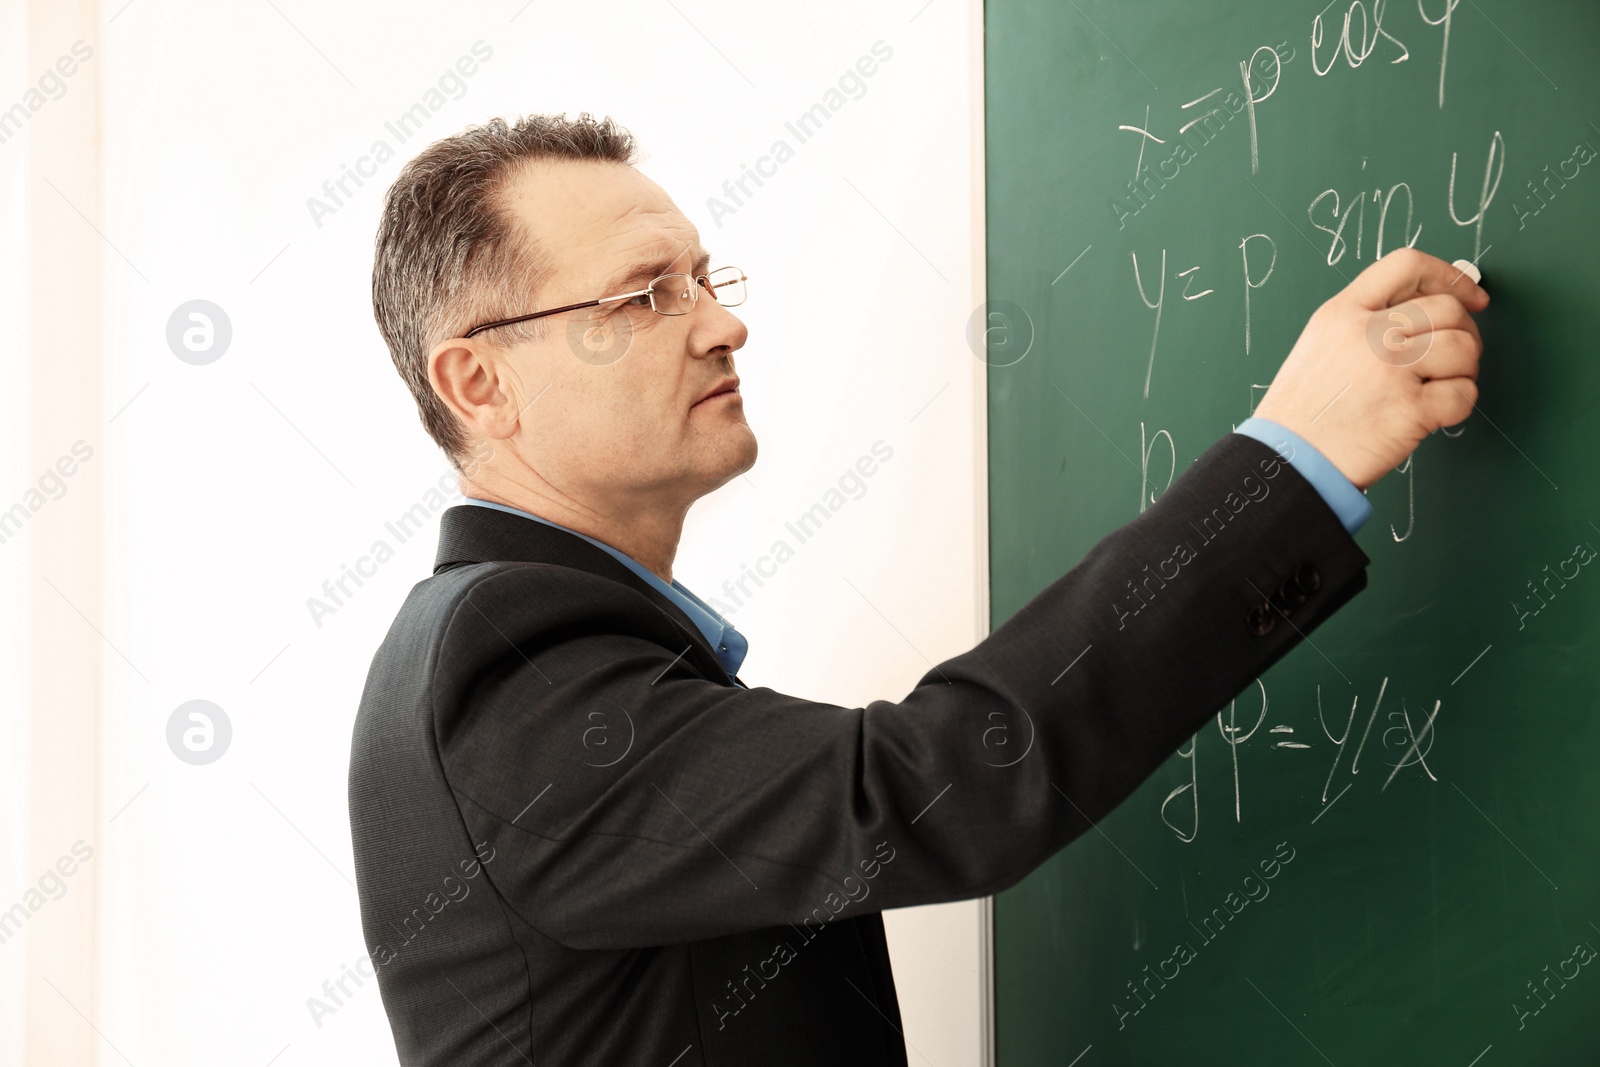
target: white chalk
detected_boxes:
[1451,258,1482,284]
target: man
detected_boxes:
[349,112,1486,1065]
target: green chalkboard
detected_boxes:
[985,1,1600,1063]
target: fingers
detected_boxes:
[1365,307,1478,372]
[1413,327,1483,381]
[1343,247,1490,313]
[1392,293,1481,344]
[1420,376,1478,430]
[1377,293,1483,380]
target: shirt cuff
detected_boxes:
[1232,418,1373,535]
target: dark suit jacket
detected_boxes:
[347,432,1369,1065]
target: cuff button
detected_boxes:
[1296,563,1322,594]
[1246,603,1276,636]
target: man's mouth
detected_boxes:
[693,377,741,408]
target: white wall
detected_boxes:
[9,0,990,1062]
[0,1,35,1053]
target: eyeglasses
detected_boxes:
[463,265,748,339]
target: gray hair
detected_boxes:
[371,112,640,469]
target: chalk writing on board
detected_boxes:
[1140,421,1176,513]
[1159,676,1445,840]
[1108,43,1293,229]
[1238,44,1284,174]
[1270,724,1310,748]
[1130,248,1166,398]
[1323,675,1443,793]
[1117,104,1161,180]
[1178,88,1224,137]
[1308,188,1362,265]
[1311,0,1411,76]
[1112,97,1238,229]
[1308,181,1424,266]
[1240,233,1277,355]
[1328,675,1387,781]
[1376,181,1424,258]
[1160,734,1198,843]
[1175,264,1214,301]
[1391,452,1414,542]
[1129,252,1226,398]
[1219,679,1269,822]
[1417,0,1462,109]
[1379,697,1440,790]
[1448,130,1506,263]
[1318,684,1363,803]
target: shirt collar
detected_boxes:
[460,498,747,683]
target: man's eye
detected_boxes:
[624,293,652,309]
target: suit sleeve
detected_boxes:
[433,432,1369,950]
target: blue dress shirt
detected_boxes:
[461,497,749,686]
[1232,418,1372,534]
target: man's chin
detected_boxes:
[708,425,758,484]
[729,425,758,473]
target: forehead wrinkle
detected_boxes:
[504,160,688,295]
[597,229,711,293]
[510,162,709,302]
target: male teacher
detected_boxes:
[348,112,1487,1066]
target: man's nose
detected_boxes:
[691,290,748,356]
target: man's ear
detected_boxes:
[429,336,520,442]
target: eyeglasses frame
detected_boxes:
[462,265,747,339]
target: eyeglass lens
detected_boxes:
[650,266,747,315]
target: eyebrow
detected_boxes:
[601,247,713,294]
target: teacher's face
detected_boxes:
[457,159,754,511]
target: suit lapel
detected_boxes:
[434,504,733,686]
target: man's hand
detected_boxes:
[1253,247,1489,491]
